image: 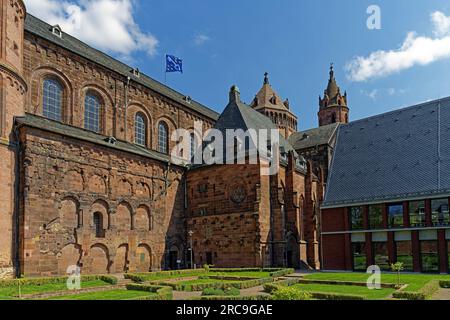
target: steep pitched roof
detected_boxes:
[289,123,339,150]
[251,74,296,117]
[24,14,219,121]
[323,97,450,208]
[214,87,298,155]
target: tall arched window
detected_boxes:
[135,113,147,146]
[158,122,169,154]
[93,212,104,238]
[84,93,101,133]
[43,79,63,121]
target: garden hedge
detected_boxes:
[392,280,440,300]
[439,280,450,288]
[195,295,272,301]
[151,277,275,292]
[0,275,118,288]
[296,279,398,289]
[126,284,173,300]
[307,291,366,300]
[263,279,300,294]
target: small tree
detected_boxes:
[391,262,404,288]
[203,264,211,273]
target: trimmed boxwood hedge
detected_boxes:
[195,295,272,301]
[264,281,365,300]
[0,275,118,288]
[296,279,398,289]
[439,280,450,288]
[393,280,440,300]
[125,284,173,300]
[151,277,275,292]
[263,279,300,294]
[307,291,366,300]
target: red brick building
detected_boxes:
[321,97,450,274]
[0,1,336,277]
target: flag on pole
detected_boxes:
[166,55,183,73]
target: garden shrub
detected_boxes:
[440,280,450,288]
[152,277,274,292]
[0,275,118,288]
[272,287,312,300]
[125,284,173,300]
[308,291,365,300]
[202,287,240,297]
[263,279,300,293]
[393,280,439,300]
[197,295,272,301]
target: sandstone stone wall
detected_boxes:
[19,126,186,277]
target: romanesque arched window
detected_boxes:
[43,79,63,121]
[84,93,101,133]
[158,121,169,154]
[93,212,104,238]
[135,113,147,146]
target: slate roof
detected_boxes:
[322,97,450,208]
[16,113,179,165]
[289,123,339,150]
[24,14,220,121]
[196,87,306,171]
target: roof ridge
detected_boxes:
[343,96,450,127]
[24,14,220,121]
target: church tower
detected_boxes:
[0,0,27,277]
[318,64,349,127]
[251,73,298,138]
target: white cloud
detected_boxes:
[361,89,379,100]
[193,34,210,46]
[431,11,450,37]
[346,11,450,82]
[24,0,159,58]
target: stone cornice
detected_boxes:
[9,0,26,20]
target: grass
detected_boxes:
[292,283,395,300]
[0,280,110,300]
[133,271,272,282]
[304,272,450,292]
[48,289,157,300]
[176,278,238,286]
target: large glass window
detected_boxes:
[396,241,413,271]
[158,122,169,154]
[352,243,366,271]
[43,79,63,121]
[349,207,364,230]
[84,93,101,133]
[409,201,426,227]
[135,113,147,146]
[421,241,439,273]
[373,242,390,271]
[447,241,450,273]
[369,204,383,229]
[388,203,404,228]
[432,198,450,227]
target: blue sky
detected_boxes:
[25,0,450,130]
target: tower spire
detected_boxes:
[264,72,269,85]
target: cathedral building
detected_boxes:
[0,1,346,278]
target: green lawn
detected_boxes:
[176,278,239,286]
[134,271,271,282]
[48,289,156,300]
[0,280,110,300]
[292,283,395,300]
[304,272,450,291]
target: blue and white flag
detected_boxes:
[166,55,183,73]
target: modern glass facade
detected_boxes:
[352,242,366,271]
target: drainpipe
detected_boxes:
[13,122,24,278]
